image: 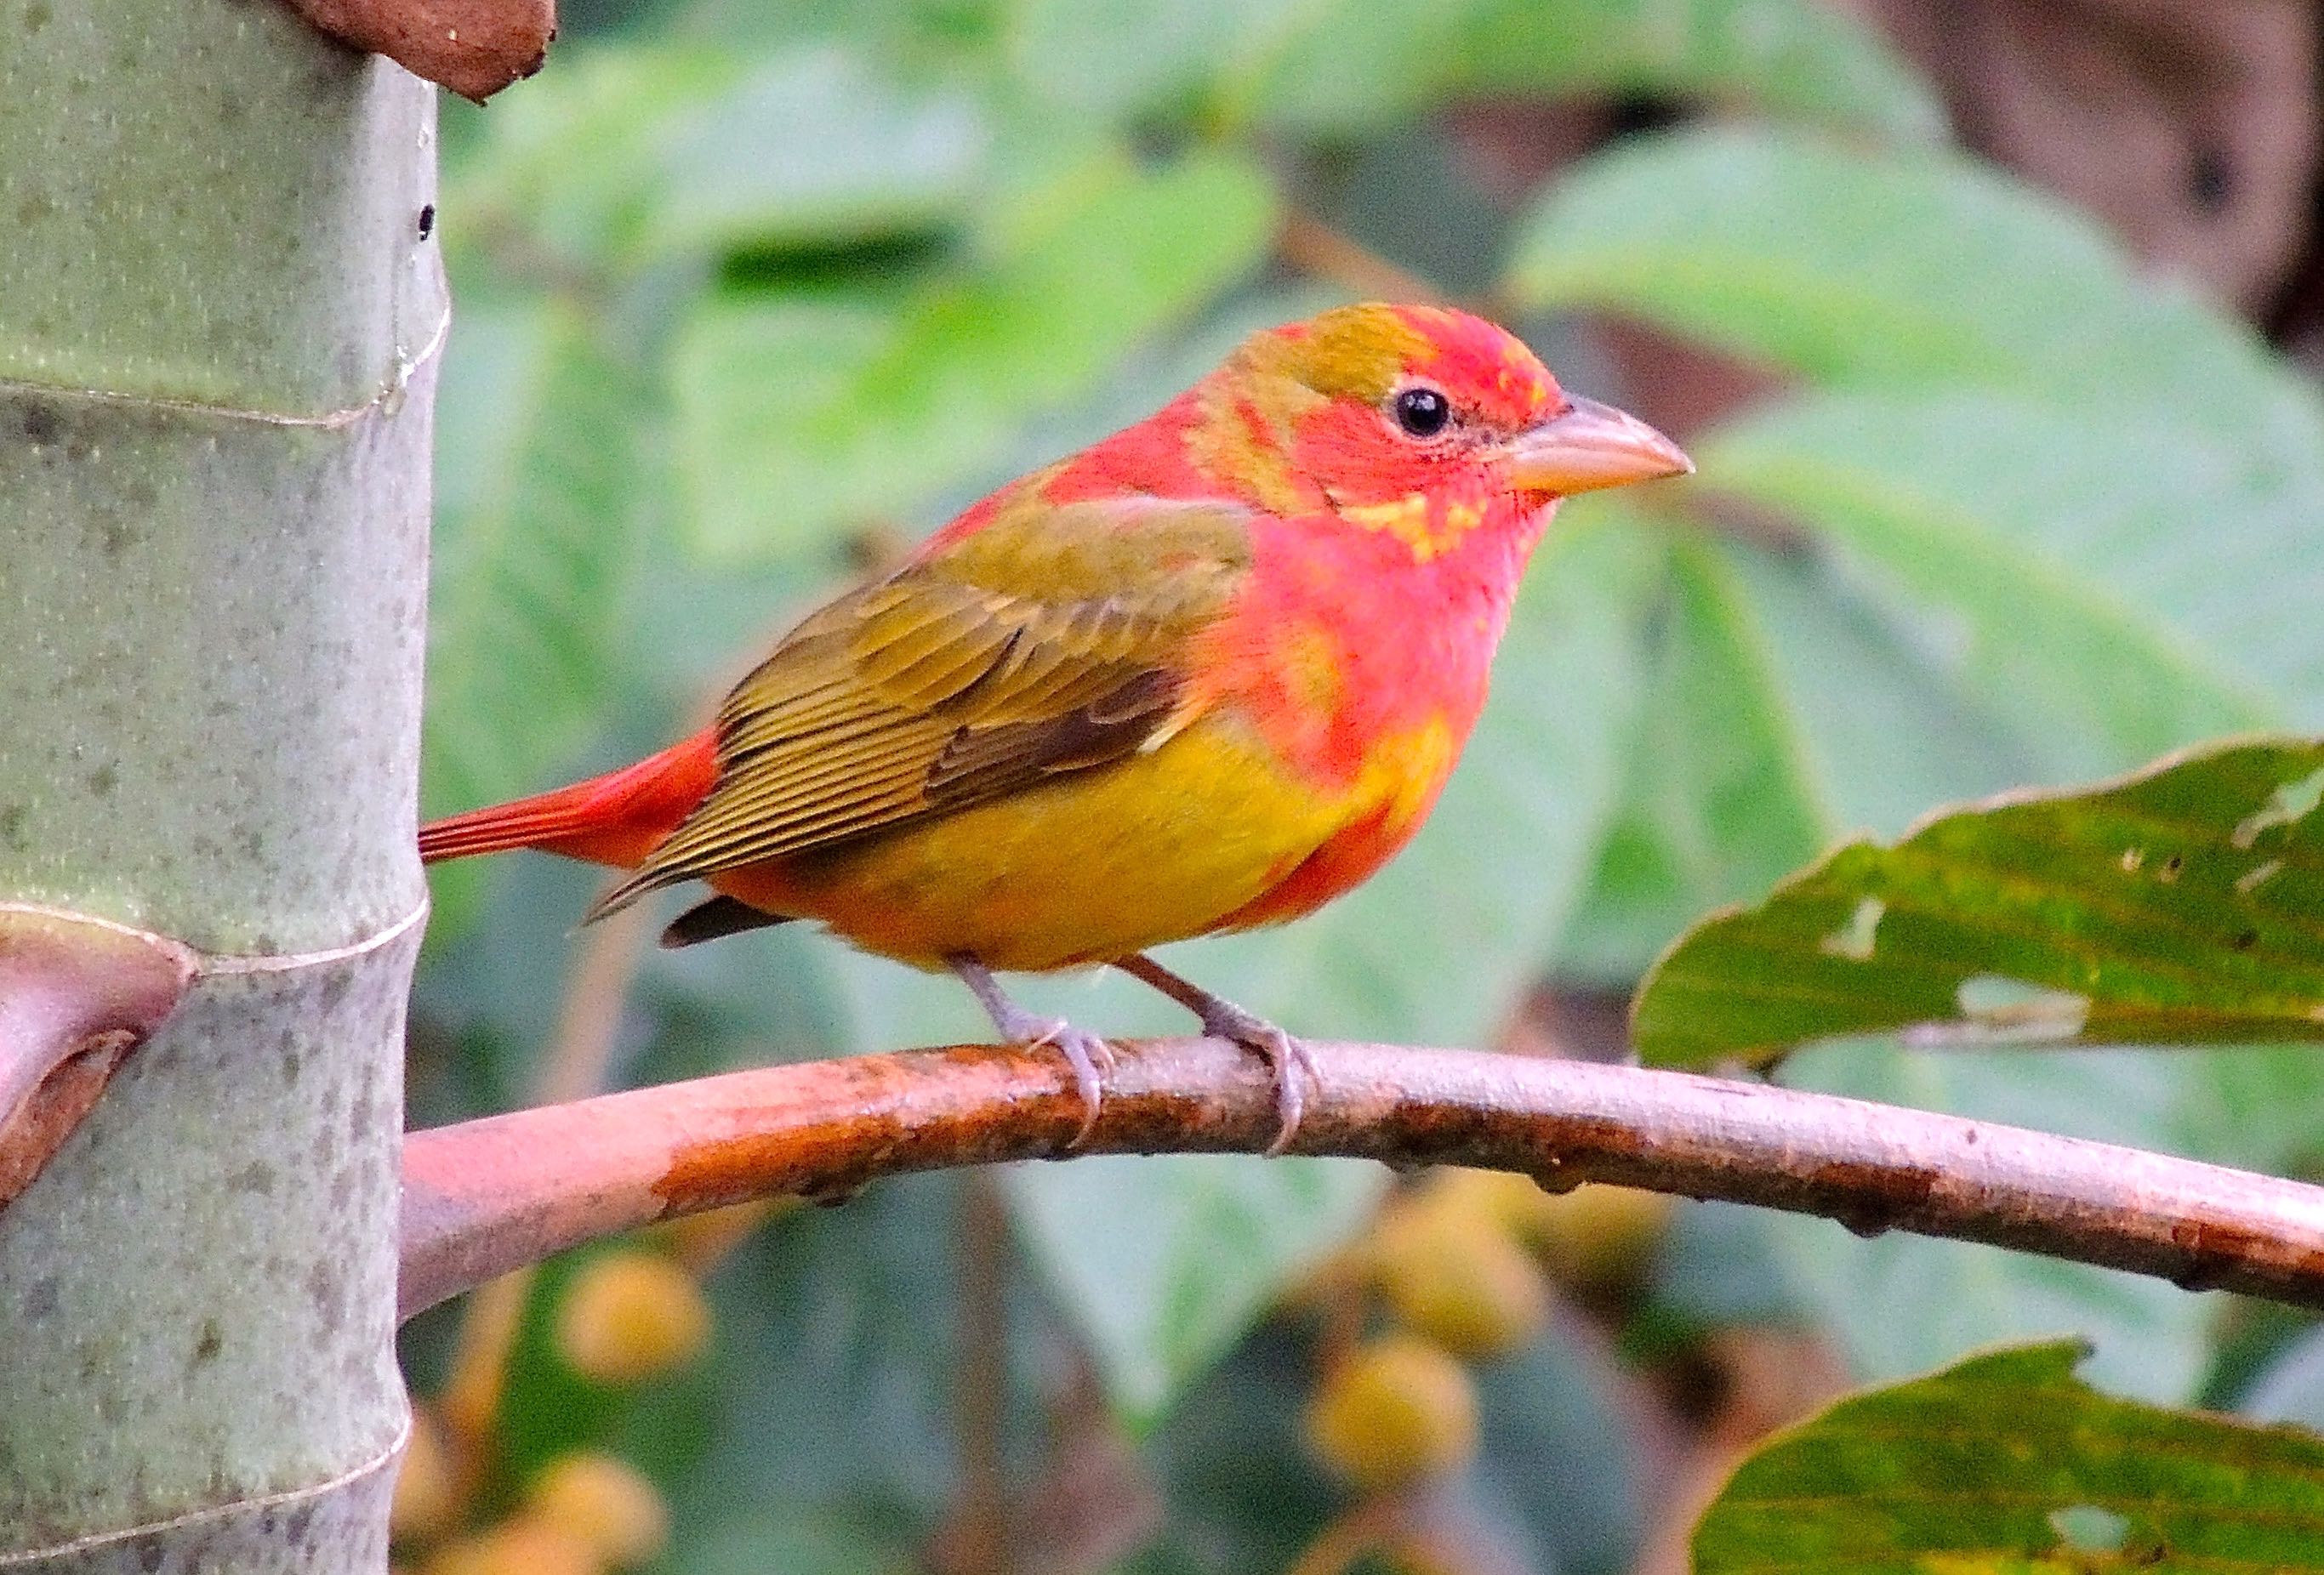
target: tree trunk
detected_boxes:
[0,3,439,1568]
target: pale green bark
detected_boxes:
[0,3,439,1568]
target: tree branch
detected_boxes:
[398,1038,2324,1322]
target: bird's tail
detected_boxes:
[418,730,719,871]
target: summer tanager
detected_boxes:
[419,304,1689,1150]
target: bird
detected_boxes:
[419,303,1690,1152]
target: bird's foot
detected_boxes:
[1197,998,1317,1157]
[1114,954,1316,1156]
[1008,1011,1115,1144]
[950,955,1113,1145]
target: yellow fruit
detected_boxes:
[528,1452,671,1570]
[658,1197,796,1275]
[420,1516,607,1575]
[1303,1335,1478,1492]
[1424,1168,1566,1237]
[390,1403,462,1545]
[1520,1183,1674,1289]
[554,1250,712,1385]
[1371,1191,1550,1358]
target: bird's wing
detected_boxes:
[587,497,1253,916]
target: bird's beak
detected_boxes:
[1506,395,1693,496]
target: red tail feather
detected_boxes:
[419,731,719,870]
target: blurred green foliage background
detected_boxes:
[401,1,2324,1570]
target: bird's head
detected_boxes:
[1201,303,1690,558]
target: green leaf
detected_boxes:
[644,46,990,258]
[1634,736,2324,1069]
[1719,539,2045,838]
[1700,395,2293,768]
[446,46,744,268]
[1694,1340,2324,1572]
[1254,0,1943,143]
[423,301,642,940]
[2241,1322,2324,1434]
[1505,128,2318,448]
[449,44,985,270]
[1560,531,1829,981]
[671,148,1278,561]
[1469,1332,1649,1574]
[1005,0,1314,119]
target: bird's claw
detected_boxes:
[1011,1012,1112,1146]
[1198,1000,1316,1157]
[949,956,1115,1148]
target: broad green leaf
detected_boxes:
[2170,1043,2324,1179]
[671,148,1277,561]
[1506,128,2321,460]
[1722,539,2044,838]
[1005,0,1315,119]
[1469,1332,1648,1575]
[1560,531,1829,982]
[1694,1340,2324,1572]
[646,46,990,258]
[663,1175,970,1518]
[449,44,985,269]
[423,302,643,940]
[1143,1323,1346,1570]
[1257,0,1945,145]
[1634,736,2324,1068]
[445,46,744,267]
[2241,1322,2324,1434]
[1701,395,2293,767]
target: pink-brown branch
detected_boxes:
[398,1038,2324,1322]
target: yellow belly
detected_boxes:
[711,713,1355,972]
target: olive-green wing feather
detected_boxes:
[586,498,1253,918]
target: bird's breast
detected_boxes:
[1201,507,1540,793]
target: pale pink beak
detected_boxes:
[1505,395,1693,496]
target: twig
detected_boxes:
[398,1038,2324,1322]
[1276,212,1447,306]
[535,899,657,1106]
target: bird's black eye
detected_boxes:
[1393,385,1451,438]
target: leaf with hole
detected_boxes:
[1694,1340,2324,1572]
[1633,736,2324,1068]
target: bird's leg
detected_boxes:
[948,953,1114,1146]
[1114,954,1317,1157]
